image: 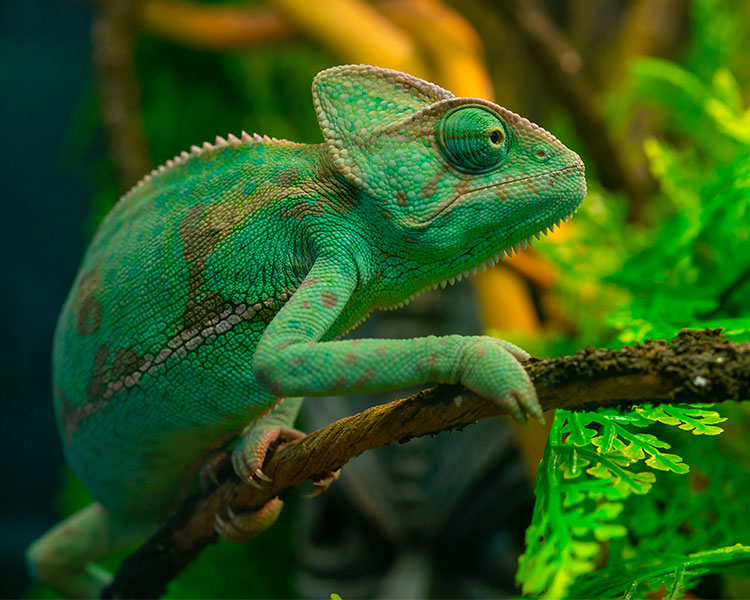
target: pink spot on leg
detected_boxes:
[321,291,338,308]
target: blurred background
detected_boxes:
[2,0,749,598]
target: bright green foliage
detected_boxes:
[519,6,750,595]
[572,545,750,600]
[516,404,728,598]
[610,59,750,344]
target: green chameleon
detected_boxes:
[27,65,585,597]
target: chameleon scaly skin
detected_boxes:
[27,65,585,597]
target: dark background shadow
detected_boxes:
[1,1,96,596]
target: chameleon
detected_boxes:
[27,64,586,597]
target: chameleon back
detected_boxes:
[53,139,331,517]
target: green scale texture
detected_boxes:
[32,65,586,598]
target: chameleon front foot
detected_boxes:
[458,338,544,424]
[214,498,284,543]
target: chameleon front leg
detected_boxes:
[253,256,542,423]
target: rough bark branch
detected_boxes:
[103,329,749,599]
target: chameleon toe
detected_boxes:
[214,498,284,544]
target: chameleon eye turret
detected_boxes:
[437,105,510,173]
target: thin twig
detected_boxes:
[92,0,151,193]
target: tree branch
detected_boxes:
[92,0,152,193]
[102,328,749,599]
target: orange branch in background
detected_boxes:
[269,0,428,76]
[377,0,493,98]
[138,0,294,49]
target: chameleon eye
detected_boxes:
[437,105,509,173]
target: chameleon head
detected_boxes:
[313,65,586,300]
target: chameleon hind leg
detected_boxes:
[26,502,155,598]
[216,396,334,542]
[214,398,302,542]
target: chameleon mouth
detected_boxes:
[414,162,584,226]
[378,202,581,312]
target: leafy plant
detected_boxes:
[516,405,730,598]
[610,61,750,345]
[519,9,750,594]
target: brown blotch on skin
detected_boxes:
[178,201,256,333]
[334,375,347,390]
[272,167,300,186]
[299,277,321,289]
[321,191,356,214]
[421,168,446,199]
[376,346,387,357]
[321,291,338,308]
[73,267,102,336]
[87,343,110,402]
[345,352,359,364]
[111,346,146,379]
[279,201,326,222]
[454,180,473,196]
[183,291,230,332]
[179,203,222,328]
[314,160,333,182]
[56,386,75,444]
[57,386,109,446]
[496,186,511,201]
[356,367,377,387]
[395,190,408,206]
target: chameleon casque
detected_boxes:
[27,65,586,597]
